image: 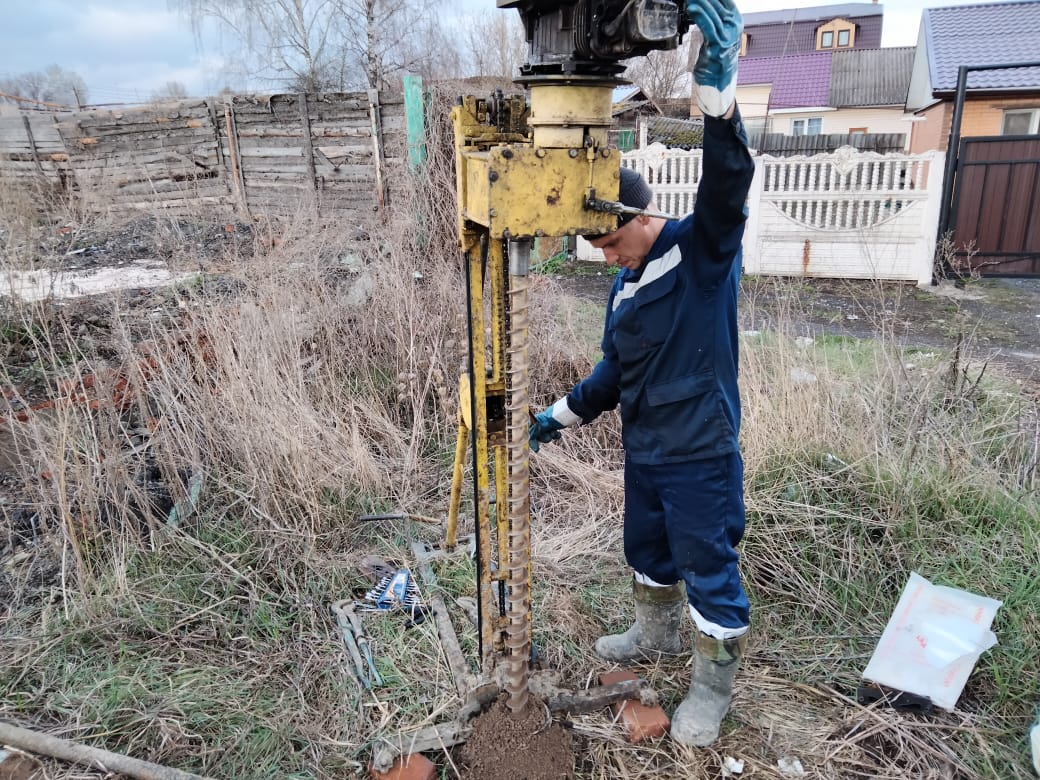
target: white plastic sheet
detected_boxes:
[1030,715,1039,775]
[863,572,1002,711]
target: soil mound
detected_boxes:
[459,695,575,780]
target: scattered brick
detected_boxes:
[369,754,437,780]
[0,751,36,780]
[599,669,670,743]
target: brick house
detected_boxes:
[906,1,1040,153]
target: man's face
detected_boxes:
[587,216,655,271]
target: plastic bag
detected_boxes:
[1030,713,1039,775]
[862,572,1002,711]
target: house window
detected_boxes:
[740,32,750,56]
[1002,109,1040,135]
[849,127,868,135]
[792,117,824,136]
[817,18,856,50]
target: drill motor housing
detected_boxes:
[499,0,691,78]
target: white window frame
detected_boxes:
[792,117,824,136]
[1002,108,1040,135]
[837,28,851,47]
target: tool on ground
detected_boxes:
[331,600,383,688]
[358,511,442,526]
[362,567,424,614]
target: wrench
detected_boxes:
[331,600,382,688]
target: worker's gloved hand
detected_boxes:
[529,398,582,452]
[529,409,564,453]
[687,0,743,118]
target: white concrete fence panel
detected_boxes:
[578,143,945,286]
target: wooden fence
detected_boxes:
[0,90,409,220]
[0,113,71,186]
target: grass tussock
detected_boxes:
[2,101,1039,778]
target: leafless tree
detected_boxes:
[397,16,466,82]
[151,81,191,102]
[463,11,526,79]
[172,0,345,90]
[0,65,88,108]
[335,0,454,90]
[623,35,694,107]
[171,0,451,92]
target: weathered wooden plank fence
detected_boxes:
[0,113,72,186]
[0,90,408,220]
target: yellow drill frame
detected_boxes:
[445,90,620,709]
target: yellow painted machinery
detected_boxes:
[443,0,694,716]
[371,3,698,769]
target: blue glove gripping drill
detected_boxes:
[687,0,743,117]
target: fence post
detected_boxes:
[222,99,250,219]
[297,92,319,214]
[918,151,946,286]
[204,99,232,205]
[743,156,765,275]
[403,75,427,170]
[367,89,387,219]
[20,115,45,181]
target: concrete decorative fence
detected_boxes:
[580,143,945,285]
[622,144,703,216]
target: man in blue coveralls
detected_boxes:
[529,0,753,747]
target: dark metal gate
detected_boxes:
[936,61,1040,279]
[948,135,1040,276]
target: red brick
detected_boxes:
[369,753,437,780]
[0,751,36,780]
[599,669,670,743]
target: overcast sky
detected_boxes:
[0,0,1003,105]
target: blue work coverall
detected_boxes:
[565,108,755,638]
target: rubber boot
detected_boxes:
[594,579,685,662]
[670,631,748,747]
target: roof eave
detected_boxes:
[834,103,906,109]
[932,86,1040,99]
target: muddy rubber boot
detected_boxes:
[594,579,685,662]
[670,631,748,747]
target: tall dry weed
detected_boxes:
[1,88,1037,779]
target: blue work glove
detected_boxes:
[529,409,564,453]
[529,398,582,452]
[687,0,743,118]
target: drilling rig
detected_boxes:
[371,3,700,770]
[444,0,693,714]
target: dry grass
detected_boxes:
[2,111,1039,779]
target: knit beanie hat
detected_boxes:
[617,167,653,227]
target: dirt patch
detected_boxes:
[552,262,1040,390]
[1,216,256,272]
[458,695,575,780]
